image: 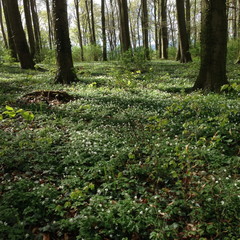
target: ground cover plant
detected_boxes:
[0,60,240,240]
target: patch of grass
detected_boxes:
[0,60,240,240]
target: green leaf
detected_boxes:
[3,111,16,118]
[21,111,34,121]
[0,114,3,120]
[5,105,14,111]
[128,153,135,159]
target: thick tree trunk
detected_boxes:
[52,0,78,84]
[101,0,107,61]
[4,0,34,69]
[23,0,35,58]
[2,0,17,60]
[176,0,192,63]
[185,0,191,43]
[118,0,131,52]
[160,0,168,59]
[74,0,84,61]
[193,0,228,92]
[141,0,150,59]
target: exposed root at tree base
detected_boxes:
[18,90,74,105]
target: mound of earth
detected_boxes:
[19,90,74,105]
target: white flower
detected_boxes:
[221,201,225,205]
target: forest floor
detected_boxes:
[0,60,240,240]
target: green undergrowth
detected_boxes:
[0,60,240,240]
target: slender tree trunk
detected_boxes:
[141,0,150,59]
[160,0,168,59]
[176,0,192,63]
[45,0,53,49]
[0,0,7,48]
[2,0,17,59]
[110,0,117,50]
[3,0,34,69]
[154,0,159,51]
[118,0,131,52]
[137,5,141,48]
[193,0,228,92]
[232,0,237,39]
[101,0,107,60]
[30,0,41,55]
[74,0,84,61]
[23,0,35,58]
[52,0,78,84]
[158,0,162,58]
[168,7,175,48]
[90,0,96,45]
[85,0,93,44]
[193,0,197,47]
[129,2,136,50]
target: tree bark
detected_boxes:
[30,0,41,55]
[2,0,17,59]
[185,0,191,43]
[0,0,7,48]
[101,0,107,61]
[52,0,78,84]
[176,0,192,63]
[74,0,84,61]
[23,0,35,58]
[85,0,93,44]
[118,0,131,52]
[193,0,197,47]
[160,0,168,59]
[3,0,34,69]
[141,0,150,59]
[232,0,237,39]
[193,0,228,92]
[45,0,53,49]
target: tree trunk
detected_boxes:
[193,0,228,92]
[52,0,78,84]
[160,0,168,59]
[74,0,84,61]
[90,0,96,45]
[85,0,93,44]
[101,0,107,61]
[3,0,34,69]
[2,0,17,59]
[185,0,191,43]
[232,0,237,39]
[168,7,175,48]
[23,0,35,58]
[176,0,192,63]
[45,0,53,49]
[30,0,41,55]
[118,0,131,52]
[0,0,8,48]
[193,0,197,47]
[141,0,150,59]
[154,0,159,51]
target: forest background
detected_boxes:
[0,0,240,240]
